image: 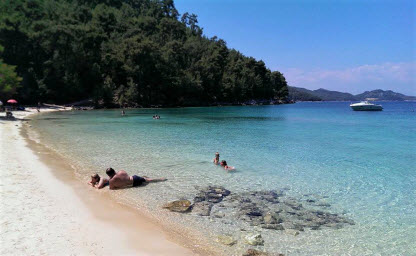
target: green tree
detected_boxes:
[0,0,289,107]
[0,45,22,100]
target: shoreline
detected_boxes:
[1,108,216,256]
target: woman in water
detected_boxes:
[213,152,220,165]
[220,160,235,171]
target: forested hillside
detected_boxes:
[288,86,416,102]
[288,86,322,101]
[355,90,416,101]
[0,0,288,107]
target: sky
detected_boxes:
[175,0,416,95]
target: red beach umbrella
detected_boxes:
[7,99,18,104]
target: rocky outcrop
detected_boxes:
[242,249,285,256]
[216,235,237,246]
[163,186,355,248]
[163,200,192,212]
[243,233,264,246]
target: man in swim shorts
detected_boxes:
[105,167,166,190]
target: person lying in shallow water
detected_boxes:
[88,173,109,189]
[105,167,167,190]
[220,160,235,171]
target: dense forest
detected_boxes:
[0,0,288,107]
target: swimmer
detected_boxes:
[213,152,220,165]
[220,160,235,171]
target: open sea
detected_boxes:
[30,102,415,255]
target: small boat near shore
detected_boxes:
[350,101,383,111]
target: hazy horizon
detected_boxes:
[175,0,415,95]
[289,84,416,96]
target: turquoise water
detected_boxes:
[31,102,416,255]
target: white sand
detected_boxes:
[0,109,197,256]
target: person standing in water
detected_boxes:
[213,152,220,165]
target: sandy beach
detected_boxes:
[0,108,200,256]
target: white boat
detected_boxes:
[350,101,383,111]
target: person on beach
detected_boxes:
[220,160,235,171]
[88,173,109,189]
[105,167,166,190]
[213,152,220,165]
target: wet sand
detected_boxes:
[0,108,213,256]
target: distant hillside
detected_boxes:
[288,87,416,102]
[355,90,416,101]
[288,87,322,101]
[313,89,356,101]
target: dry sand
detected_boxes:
[0,108,199,256]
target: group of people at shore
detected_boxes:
[89,167,166,190]
[89,152,234,190]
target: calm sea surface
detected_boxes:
[31,102,416,255]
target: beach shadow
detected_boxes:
[37,117,69,120]
[109,178,168,190]
[0,116,31,122]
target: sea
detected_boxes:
[29,101,416,255]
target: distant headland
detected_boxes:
[288,87,416,102]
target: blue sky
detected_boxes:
[175,0,416,95]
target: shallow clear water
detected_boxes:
[31,102,416,255]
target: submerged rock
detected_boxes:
[242,249,269,256]
[285,229,300,236]
[216,235,237,246]
[192,201,213,216]
[316,202,331,207]
[263,212,282,224]
[194,186,231,204]
[282,222,304,231]
[213,212,225,218]
[261,224,284,230]
[242,249,285,256]
[163,200,192,212]
[243,233,264,246]
[180,186,355,245]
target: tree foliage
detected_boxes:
[0,0,288,106]
[0,45,22,100]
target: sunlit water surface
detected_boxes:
[31,102,416,255]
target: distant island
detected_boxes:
[288,87,416,102]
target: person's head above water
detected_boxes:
[215,152,220,159]
[106,167,116,178]
[220,160,227,166]
[91,173,100,183]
